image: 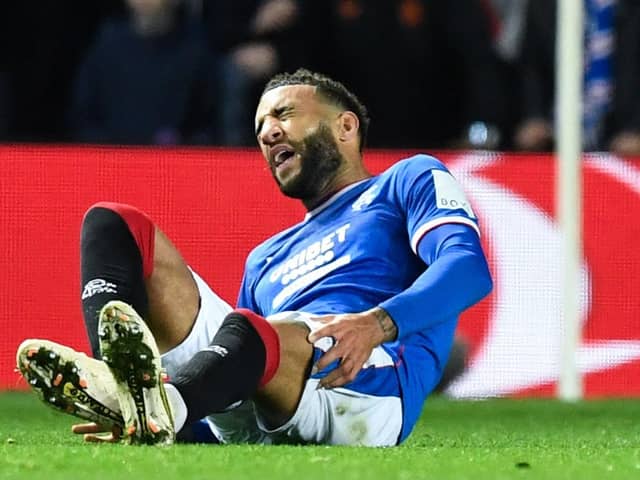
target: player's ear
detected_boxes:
[337,111,359,144]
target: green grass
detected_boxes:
[0,391,638,480]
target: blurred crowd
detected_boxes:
[0,0,639,154]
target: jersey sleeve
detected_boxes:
[396,155,480,255]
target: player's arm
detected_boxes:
[379,159,492,338]
[379,221,492,339]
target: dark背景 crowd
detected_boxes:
[1,0,638,155]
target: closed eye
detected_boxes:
[256,106,295,136]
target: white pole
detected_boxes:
[555,0,584,400]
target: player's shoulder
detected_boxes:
[382,153,449,178]
[376,154,449,190]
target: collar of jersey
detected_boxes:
[303,178,372,222]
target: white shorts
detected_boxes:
[161,269,403,447]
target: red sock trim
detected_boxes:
[234,308,281,387]
[89,202,155,278]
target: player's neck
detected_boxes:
[303,165,372,211]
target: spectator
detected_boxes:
[0,74,9,140]
[204,0,306,145]
[2,1,122,142]
[483,0,530,149]
[514,0,640,155]
[0,3,12,140]
[69,0,217,145]
[485,0,529,63]
[299,0,509,150]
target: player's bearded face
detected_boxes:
[271,122,343,200]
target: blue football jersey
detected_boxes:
[237,154,482,441]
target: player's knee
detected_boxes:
[268,320,313,363]
[81,202,155,278]
[82,202,150,230]
[82,203,128,238]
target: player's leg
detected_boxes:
[165,311,313,433]
[80,202,218,444]
[93,299,304,444]
[252,316,403,446]
[24,202,310,445]
[251,320,314,428]
[148,273,310,443]
[79,204,296,444]
[79,204,388,444]
[164,309,402,446]
[80,202,200,356]
[17,202,206,440]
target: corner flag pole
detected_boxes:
[556,0,584,400]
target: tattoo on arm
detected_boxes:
[373,307,398,342]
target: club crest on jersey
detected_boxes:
[352,185,379,211]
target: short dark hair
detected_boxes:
[262,68,370,152]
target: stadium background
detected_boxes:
[1,145,639,397]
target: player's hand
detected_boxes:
[308,307,397,389]
[72,422,122,443]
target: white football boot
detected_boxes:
[98,300,175,445]
[16,339,124,428]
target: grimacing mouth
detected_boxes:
[269,144,296,167]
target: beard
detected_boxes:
[273,122,344,200]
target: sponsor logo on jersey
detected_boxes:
[432,169,476,218]
[269,223,352,308]
[269,224,350,285]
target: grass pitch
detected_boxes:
[0,391,638,480]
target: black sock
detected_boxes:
[171,311,267,425]
[80,207,149,357]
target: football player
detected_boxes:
[17,69,492,446]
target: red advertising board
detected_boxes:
[1,145,639,396]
